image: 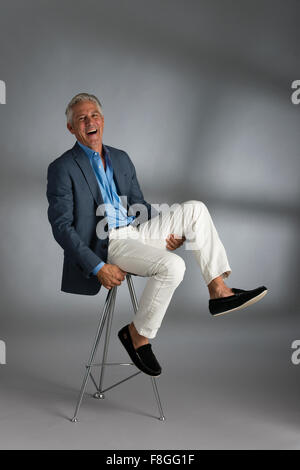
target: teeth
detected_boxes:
[87,129,97,134]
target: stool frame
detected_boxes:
[71,274,165,422]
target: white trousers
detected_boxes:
[107,200,232,339]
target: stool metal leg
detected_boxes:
[126,274,166,421]
[95,286,117,397]
[71,287,115,422]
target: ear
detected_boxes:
[67,122,75,135]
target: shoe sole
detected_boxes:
[212,289,268,317]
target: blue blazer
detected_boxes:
[46,141,158,295]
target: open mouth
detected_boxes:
[86,129,97,135]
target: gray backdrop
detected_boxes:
[0,0,299,449]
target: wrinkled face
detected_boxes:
[67,100,104,149]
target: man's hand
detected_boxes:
[165,233,186,251]
[96,263,127,289]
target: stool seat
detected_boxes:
[70,273,165,422]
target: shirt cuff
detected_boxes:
[92,261,105,276]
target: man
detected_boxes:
[46,93,267,377]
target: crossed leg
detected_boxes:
[107,200,233,345]
[137,200,232,286]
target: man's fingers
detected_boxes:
[106,273,125,284]
[166,238,184,250]
[166,234,184,243]
[167,245,176,251]
[116,267,127,274]
[167,243,176,249]
[166,238,179,248]
[102,275,123,288]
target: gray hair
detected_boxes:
[65,93,103,124]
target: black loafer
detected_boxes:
[209,285,268,316]
[118,324,162,377]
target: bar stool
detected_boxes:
[71,273,166,422]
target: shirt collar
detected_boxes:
[77,140,110,163]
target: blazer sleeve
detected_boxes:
[46,160,103,279]
[125,153,159,222]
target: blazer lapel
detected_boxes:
[108,151,128,196]
[72,141,104,207]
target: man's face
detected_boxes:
[67,100,104,150]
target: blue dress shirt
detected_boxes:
[77,140,135,275]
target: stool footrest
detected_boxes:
[87,362,134,367]
[96,371,142,394]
